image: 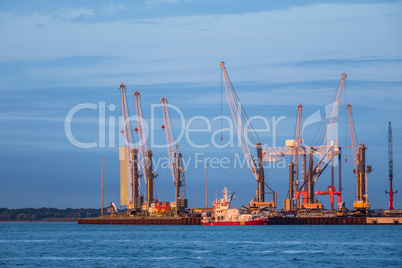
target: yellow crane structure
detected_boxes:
[347,103,371,211]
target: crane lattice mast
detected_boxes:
[386,122,397,210]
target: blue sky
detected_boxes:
[0,0,401,210]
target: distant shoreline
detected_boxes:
[0,219,78,223]
[0,207,104,222]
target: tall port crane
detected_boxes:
[290,104,303,210]
[220,61,276,208]
[308,73,346,210]
[347,103,371,211]
[133,90,156,207]
[160,96,187,215]
[118,83,135,207]
[386,122,397,210]
[263,74,346,210]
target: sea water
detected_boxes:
[0,222,400,267]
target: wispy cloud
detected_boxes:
[57,8,95,20]
[1,2,401,87]
[102,4,125,15]
[145,0,193,9]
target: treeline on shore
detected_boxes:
[0,207,102,221]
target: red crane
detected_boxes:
[386,122,397,210]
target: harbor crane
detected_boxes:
[118,83,136,208]
[305,73,346,210]
[263,73,347,211]
[386,122,397,210]
[160,97,188,215]
[220,61,276,209]
[133,90,156,208]
[347,103,372,211]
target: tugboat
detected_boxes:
[202,187,268,226]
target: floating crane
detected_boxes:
[160,96,187,215]
[386,122,397,210]
[347,103,372,211]
[133,90,156,208]
[118,83,135,208]
[220,61,276,209]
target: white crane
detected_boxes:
[118,83,134,206]
[161,96,186,214]
[133,91,155,205]
[220,61,275,205]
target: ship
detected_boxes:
[202,187,268,226]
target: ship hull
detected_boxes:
[202,218,268,226]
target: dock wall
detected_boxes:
[78,217,201,225]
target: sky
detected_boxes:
[0,0,401,210]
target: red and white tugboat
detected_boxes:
[202,187,268,226]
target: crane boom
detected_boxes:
[220,61,258,181]
[323,73,347,146]
[160,97,176,183]
[119,84,134,150]
[347,103,359,172]
[293,104,303,183]
[313,73,346,182]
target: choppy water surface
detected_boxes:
[0,223,400,267]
